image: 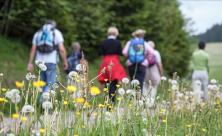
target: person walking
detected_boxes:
[27,20,68,92]
[122,29,154,91]
[191,41,209,101]
[97,26,127,102]
[143,41,163,100]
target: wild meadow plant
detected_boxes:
[0,62,222,136]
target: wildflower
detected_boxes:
[60,90,64,93]
[63,100,68,105]
[117,88,125,95]
[186,124,192,128]
[52,83,59,89]
[161,76,167,81]
[93,112,98,117]
[210,79,217,84]
[74,134,78,136]
[202,128,206,132]
[162,119,167,123]
[25,72,36,80]
[42,92,50,101]
[105,111,111,121]
[35,61,46,71]
[75,98,85,103]
[90,86,101,96]
[42,101,53,110]
[116,97,122,101]
[171,80,177,85]
[33,80,46,87]
[22,105,35,113]
[126,89,133,95]
[0,73,3,77]
[49,90,56,97]
[15,81,24,88]
[67,85,77,93]
[5,89,20,99]
[12,113,19,119]
[68,71,78,79]
[138,100,144,107]
[0,97,7,103]
[103,87,108,92]
[116,84,120,88]
[122,77,129,84]
[76,111,81,116]
[145,98,155,108]
[76,64,82,72]
[21,116,27,122]
[10,94,21,104]
[83,101,91,108]
[98,104,105,108]
[131,79,140,86]
[40,128,45,134]
[1,88,7,92]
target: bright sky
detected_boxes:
[179,0,222,35]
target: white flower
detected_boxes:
[11,94,21,104]
[142,118,147,123]
[38,63,47,71]
[210,79,217,84]
[22,105,35,113]
[52,83,59,89]
[118,88,125,95]
[5,89,20,100]
[131,79,140,86]
[68,71,78,79]
[171,85,178,91]
[171,80,177,85]
[105,111,111,121]
[122,77,129,84]
[76,64,82,72]
[49,90,56,96]
[126,89,133,95]
[142,129,149,136]
[145,97,155,108]
[42,92,50,101]
[26,72,36,80]
[138,100,144,107]
[161,76,167,81]
[42,101,53,110]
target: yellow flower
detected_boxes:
[74,134,78,136]
[103,87,108,92]
[202,128,206,132]
[98,104,105,108]
[162,119,167,123]
[67,85,77,93]
[40,128,45,134]
[116,84,120,88]
[1,88,7,92]
[12,113,19,119]
[75,98,85,103]
[186,124,192,128]
[93,112,98,117]
[63,100,68,105]
[15,81,24,88]
[117,97,122,101]
[21,116,27,122]
[76,111,81,116]
[33,80,46,87]
[90,86,101,96]
[0,97,8,103]
[83,101,91,108]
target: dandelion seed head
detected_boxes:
[117,88,125,95]
[122,77,129,84]
[22,104,35,113]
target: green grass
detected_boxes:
[206,43,222,83]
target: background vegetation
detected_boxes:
[0,0,191,77]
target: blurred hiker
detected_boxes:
[97,26,127,102]
[66,42,82,74]
[143,41,163,101]
[122,29,154,91]
[191,41,209,101]
[27,20,68,92]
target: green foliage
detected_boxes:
[0,0,191,76]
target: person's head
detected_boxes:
[132,29,146,38]
[71,42,81,52]
[198,41,206,49]
[148,41,155,49]
[45,19,57,29]
[107,26,119,37]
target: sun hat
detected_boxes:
[107,26,119,36]
[132,29,146,37]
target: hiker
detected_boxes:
[122,29,154,91]
[66,42,82,74]
[143,41,163,100]
[191,41,209,101]
[27,20,68,92]
[97,26,127,102]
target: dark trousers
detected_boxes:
[105,79,118,103]
[128,64,146,90]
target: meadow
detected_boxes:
[0,36,222,135]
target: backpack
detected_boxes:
[128,38,145,64]
[147,53,156,67]
[36,24,57,53]
[65,52,82,73]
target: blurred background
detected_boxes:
[0,0,221,86]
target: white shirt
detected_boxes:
[32,27,64,64]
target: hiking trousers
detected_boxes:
[192,70,208,100]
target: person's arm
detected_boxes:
[206,55,209,73]
[122,41,130,57]
[58,43,68,70]
[27,45,37,72]
[156,51,163,76]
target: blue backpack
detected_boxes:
[36,24,57,53]
[128,38,145,64]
